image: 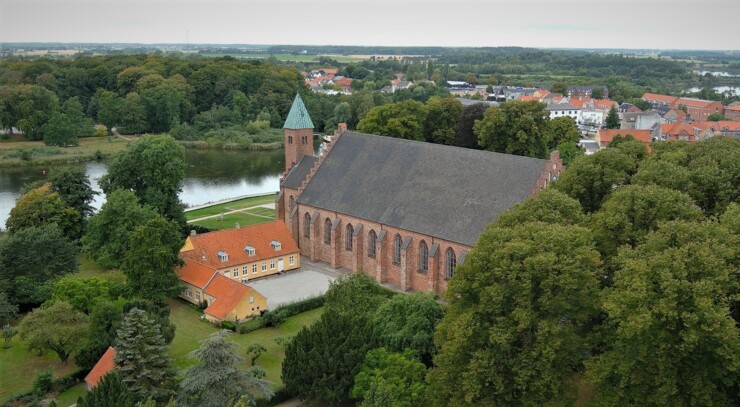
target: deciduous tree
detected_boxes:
[372,293,442,364]
[19,301,89,364]
[474,101,550,158]
[6,183,81,239]
[49,166,98,219]
[101,135,186,228]
[455,102,487,149]
[548,116,580,150]
[121,216,184,300]
[423,98,462,145]
[50,276,125,313]
[587,221,739,406]
[427,223,601,407]
[83,189,158,268]
[357,100,427,141]
[351,348,427,407]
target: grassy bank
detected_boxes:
[0,137,133,167]
[186,194,277,231]
[167,299,323,387]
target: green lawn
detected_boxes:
[185,194,277,219]
[52,382,87,407]
[166,299,323,387]
[0,336,80,402]
[189,209,275,231]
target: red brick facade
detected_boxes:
[277,128,564,295]
[283,128,313,172]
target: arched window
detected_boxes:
[303,213,311,238]
[419,241,428,273]
[368,230,377,257]
[446,248,457,279]
[346,224,354,251]
[324,218,332,244]
[393,234,402,265]
[289,196,295,212]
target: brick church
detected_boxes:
[276,94,564,294]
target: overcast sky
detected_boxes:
[1,0,737,50]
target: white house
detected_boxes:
[547,103,580,120]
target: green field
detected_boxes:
[52,383,87,407]
[0,137,133,167]
[167,298,323,387]
[199,53,363,63]
[186,194,277,231]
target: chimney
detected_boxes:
[337,122,347,133]
[190,230,196,236]
[235,222,240,229]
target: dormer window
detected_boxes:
[244,246,255,256]
[271,240,281,251]
[217,251,228,262]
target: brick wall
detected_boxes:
[294,204,470,295]
[284,128,314,172]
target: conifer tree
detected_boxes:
[76,370,135,407]
[114,308,176,404]
[605,105,620,129]
[178,330,273,407]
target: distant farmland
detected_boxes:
[199,53,365,62]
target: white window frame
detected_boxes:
[270,260,276,269]
[261,261,267,271]
[289,255,295,265]
[252,264,258,274]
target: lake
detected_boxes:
[686,85,740,95]
[0,146,321,226]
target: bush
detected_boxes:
[262,311,284,327]
[272,296,325,318]
[238,317,266,334]
[221,320,236,331]
[32,368,54,396]
[254,387,296,407]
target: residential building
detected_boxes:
[621,111,662,131]
[547,103,580,120]
[674,98,724,121]
[181,221,300,283]
[702,121,740,138]
[178,260,268,322]
[724,104,740,121]
[659,123,711,142]
[641,93,678,107]
[596,129,652,149]
[567,85,608,99]
[84,347,116,391]
[578,139,600,155]
[619,103,642,113]
[276,94,564,295]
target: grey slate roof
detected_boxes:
[547,103,579,111]
[297,132,548,246]
[282,155,318,189]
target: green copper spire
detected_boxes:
[283,93,314,130]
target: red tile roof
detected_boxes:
[320,68,338,75]
[181,221,299,269]
[726,105,740,112]
[598,129,652,144]
[675,98,720,108]
[178,261,217,289]
[661,123,705,137]
[334,78,353,87]
[642,93,678,104]
[699,121,740,131]
[518,95,538,102]
[594,99,618,110]
[203,274,253,320]
[85,347,116,389]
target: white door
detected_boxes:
[278,258,284,272]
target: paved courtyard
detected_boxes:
[247,256,347,309]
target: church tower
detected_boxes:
[283,93,314,173]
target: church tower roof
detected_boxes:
[283,93,314,130]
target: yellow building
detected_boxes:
[181,220,301,283]
[178,260,268,323]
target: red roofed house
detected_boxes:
[596,129,652,149]
[674,98,724,121]
[659,123,711,142]
[725,104,740,121]
[701,120,740,138]
[84,346,116,391]
[178,260,268,323]
[181,220,300,283]
[642,92,679,107]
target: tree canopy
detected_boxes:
[428,222,601,406]
[19,301,89,364]
[357,100,427,141]
[6,183,81,240]
[100,135,186,227]
[474,100,550,158]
